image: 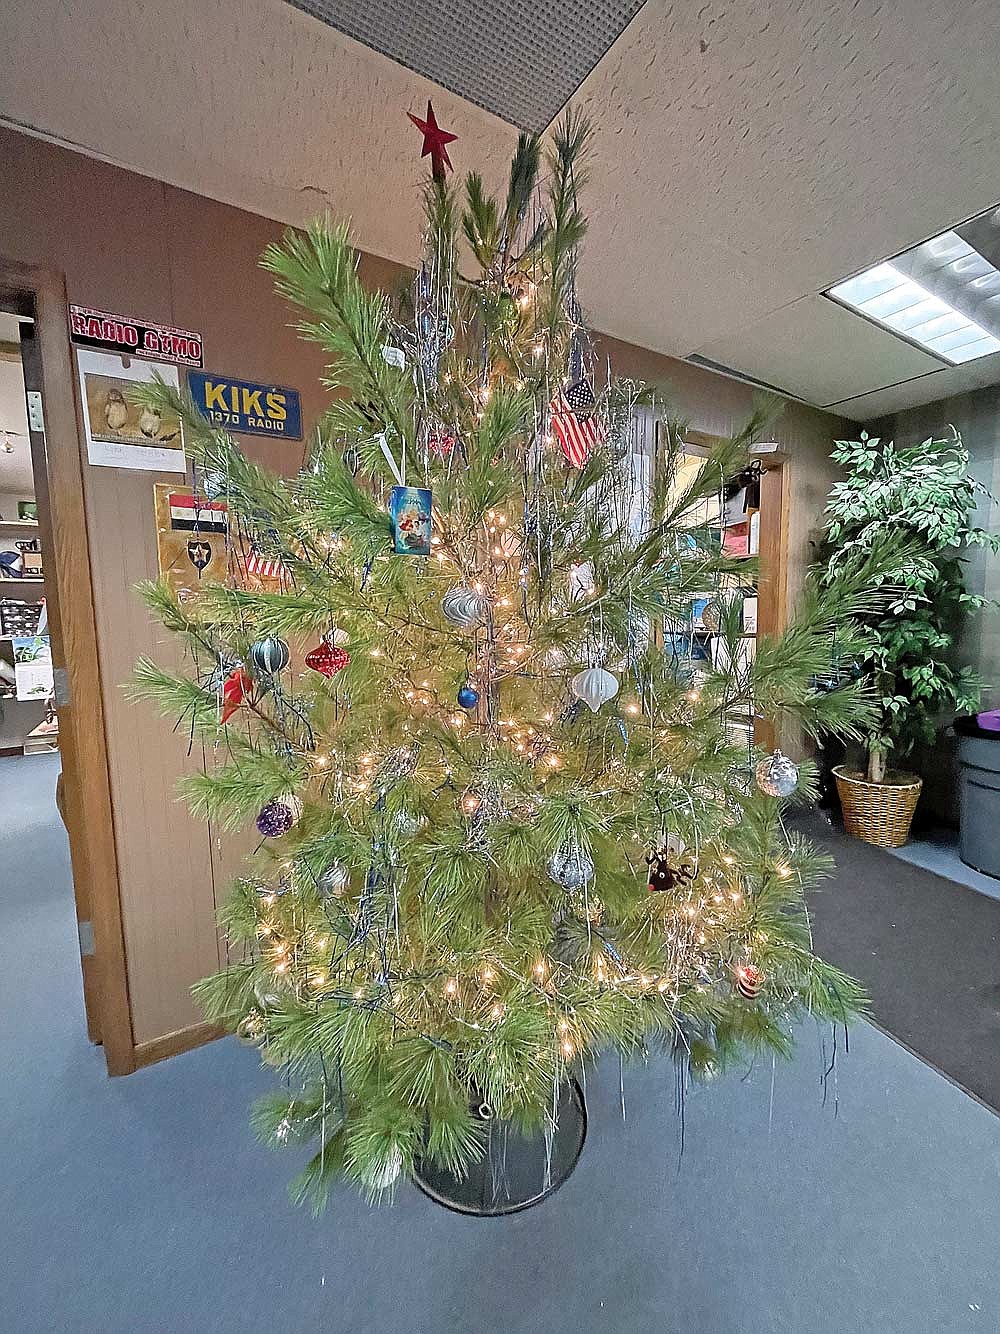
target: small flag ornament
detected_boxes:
[549,380,604,467]
[246,548,285,581]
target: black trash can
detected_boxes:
[954,716,1000,880]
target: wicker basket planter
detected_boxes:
[833,765,922,849]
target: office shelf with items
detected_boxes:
[0,518,54,754]
[659,442,763,751]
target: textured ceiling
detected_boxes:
[285,0,648,132]
[4,0,1000,419]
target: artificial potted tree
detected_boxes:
[823,429,996,848]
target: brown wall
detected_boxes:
[0,126,841,1049]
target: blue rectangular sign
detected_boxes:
[188,371,302,440]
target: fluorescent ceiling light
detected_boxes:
[825,212,1000,365]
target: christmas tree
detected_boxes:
[133,112,877,1209]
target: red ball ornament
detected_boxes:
[735,963,763,1000]
[305,641,350,678]
[428,430,456,458]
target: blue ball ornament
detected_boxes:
[250,636,290,675]
[457,684,480,710]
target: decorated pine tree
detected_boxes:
[133,111,877,1210]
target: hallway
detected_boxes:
[3,756,1000,1332]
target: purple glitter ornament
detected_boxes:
[256,797,300,838]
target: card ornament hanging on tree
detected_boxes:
[390,485,433,555]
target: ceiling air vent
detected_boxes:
[284,0,649,133]
[685,354,803,402]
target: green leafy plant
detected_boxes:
[822,429,999,782]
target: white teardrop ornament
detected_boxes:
[570,667,620,713]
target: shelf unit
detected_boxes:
[657,438,766,750]
[1,518,44,584]
[0,516,50,752]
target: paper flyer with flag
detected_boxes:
[154,483,229,600]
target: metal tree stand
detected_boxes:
[412,1077,587,1216]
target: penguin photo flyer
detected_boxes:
[76,348,186,472]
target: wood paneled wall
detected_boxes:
[0,126,842,1053]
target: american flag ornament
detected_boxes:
[549,379,604,467]
[564,377,597,418]
[245,549,284,581]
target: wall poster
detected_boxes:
[12,635,53,701]
[77,349,186,472]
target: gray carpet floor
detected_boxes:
[4,754,1000,1332]
[800,810,1000,1113]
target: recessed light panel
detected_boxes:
[826,209,1000,365]
[284,0,648,133]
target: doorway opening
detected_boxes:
[658,424,789,751]
[0,269,132,1074]
[0,309,85,1054]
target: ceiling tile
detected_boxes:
[830,349,1000,422]
[7,0,1000,416]
[692,296,944,407]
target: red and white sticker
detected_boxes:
[69,304,204,367]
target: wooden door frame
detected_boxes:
[752,448,790,752]
[1,258,135,1075]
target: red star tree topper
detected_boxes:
[407,100,458,181]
